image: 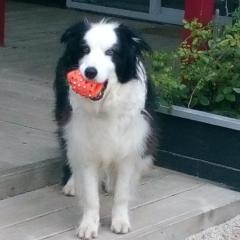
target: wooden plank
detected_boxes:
[0,168,171,227]
[42,185,240,240]
[0,91,52,115]
[0,97,54,137]
[0,77,53,100]
[0,120,56,146]
[0,185,74,229]
[0,171,204,239]
[0,120,58,168]
[0,207,77,240]
[0,158,62,200]
[0,63,56,87]
[6,1,48,13]
[131,198,240,240]
[3,35,60,48]
[0,73,55,131]
[0,160,14,171]
[0,168,171,226]
[0,107,55,132]
[0,70,54,131]
[0,70,53,87]
[0,49,59,82]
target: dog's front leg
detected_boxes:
[75,164,100,239]
[111,160,133,234]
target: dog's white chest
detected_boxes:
[66,110,148,165]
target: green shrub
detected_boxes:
[150,8,240,118]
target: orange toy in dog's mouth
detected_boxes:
[67,70,107,101]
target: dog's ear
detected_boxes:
[132,36,151,54]
[61,20,90,44]
[117,24,151,55]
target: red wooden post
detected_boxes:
[0,0,5,46]
[184,0,215,24]
[182,0,215,41]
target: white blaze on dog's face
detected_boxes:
[79,22,119,85]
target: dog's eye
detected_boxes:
[82,46,90,54]
[105,49,114,56]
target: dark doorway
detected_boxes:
[12,0,66,8]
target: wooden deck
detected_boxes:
[0,167,240,240]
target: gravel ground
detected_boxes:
[186,215,240,240]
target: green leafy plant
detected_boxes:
[150,8,240,118]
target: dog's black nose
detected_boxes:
[85,67,97,79]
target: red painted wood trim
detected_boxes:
[0,0,6,46]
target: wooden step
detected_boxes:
[0,167,239,240]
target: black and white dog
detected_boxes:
[54,19,156,239]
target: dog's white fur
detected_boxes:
[63,22,152,239]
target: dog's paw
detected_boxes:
[62,177,75,196]
[76,217,99,239]
[111,217,131,234]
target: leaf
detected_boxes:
[199,95,210,105]
[201,55,210,64]
[225,94,236,102]
[233,88,240,94]
[215,94,224,103]
[223,87,232,94]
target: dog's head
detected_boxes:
[61,20,150,101]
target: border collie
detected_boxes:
[54,19,156,239]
